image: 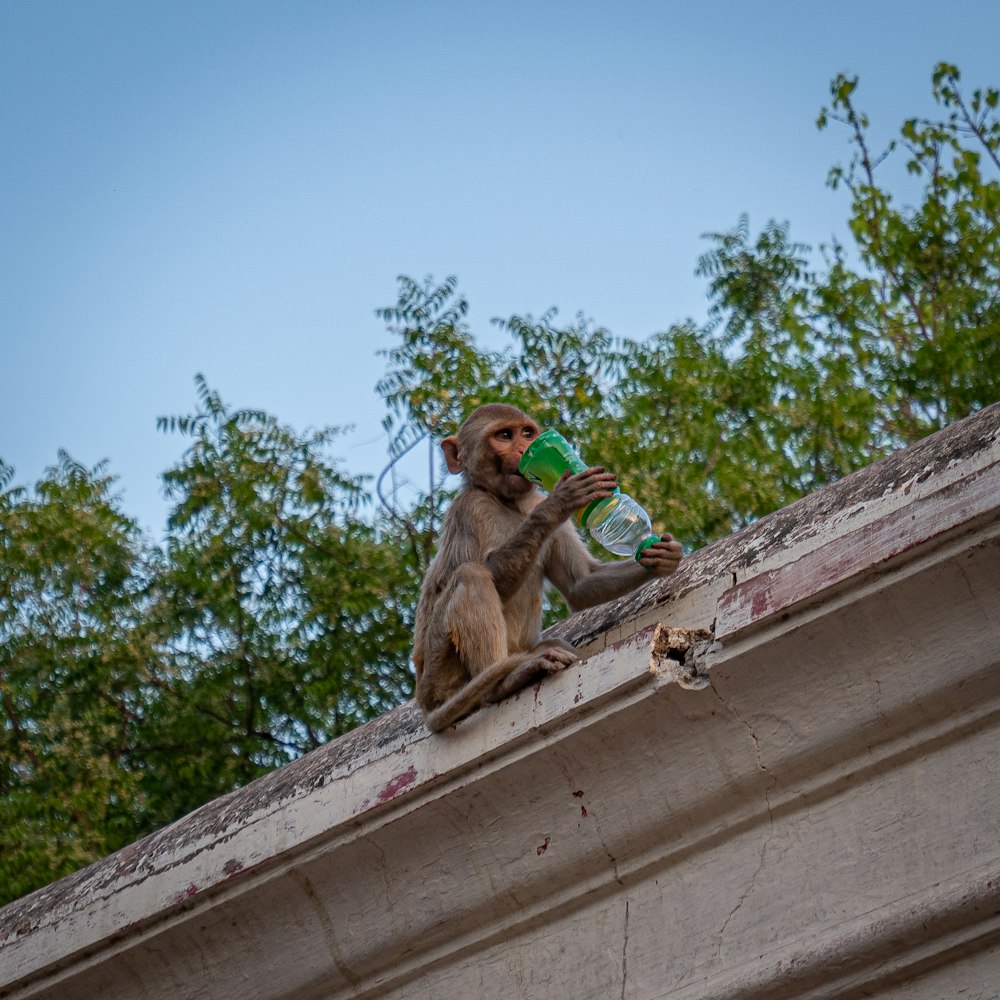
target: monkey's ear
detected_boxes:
[441,436,464,474]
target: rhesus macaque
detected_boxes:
[413,403,683,731]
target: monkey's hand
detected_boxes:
[542,467,618,521]
[486,468,616,602]
[637,534,684,576]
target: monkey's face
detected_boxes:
[476,416,540,499]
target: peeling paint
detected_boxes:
[173,884,200,906]
[0,704,430,947]
[221,859,244,878]
[375,764,419,805]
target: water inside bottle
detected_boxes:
[587,495,652,557]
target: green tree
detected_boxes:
[0,455,156,902]
[142,376,413,823]
[818,63,1000,438]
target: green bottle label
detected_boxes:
[518,429,588,491]
[519,430,618,526]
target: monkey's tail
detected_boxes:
[423,658,522,733]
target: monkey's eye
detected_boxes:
[495,428,514,440]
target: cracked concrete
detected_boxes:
[708,676,778,956]
[647,624,715,689]
[620,899,630,1000]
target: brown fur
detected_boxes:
[413,404,683,732]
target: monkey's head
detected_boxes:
[442,404,540,500]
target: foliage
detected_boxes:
[0,381,414,903]
[142,376,414,823]
[818,64,1000,437]
[0,455,155,902]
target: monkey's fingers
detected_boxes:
[553,469,618,505]
[638,540,684,575]
[538,647,578,672]
[554,466,605,482]
[578,467,618,486]
[544,477,617,521]
[641,541,683,561]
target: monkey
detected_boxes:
[413,403,684,732]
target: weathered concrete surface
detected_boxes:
[2,402,999,1000]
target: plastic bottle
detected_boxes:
[583,492,660,560]
[518,429,660,563]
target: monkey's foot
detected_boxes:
[535,646,578,673]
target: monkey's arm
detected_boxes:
[483,501,567,601]
[561,559,658,611]
[547,529,683,612]
[481,470,617,601]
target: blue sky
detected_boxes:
[3,0,998,537]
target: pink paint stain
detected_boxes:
[375,764,419,805]
[750,587,771,618]
[174,884,200,905]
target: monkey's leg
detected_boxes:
[416,563,511,719]
[442,567,581,704]
[421,566,579,730]
[442,563,510,675]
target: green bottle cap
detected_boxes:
[634,534,661,565]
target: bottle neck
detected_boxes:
[576,490,621,527]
